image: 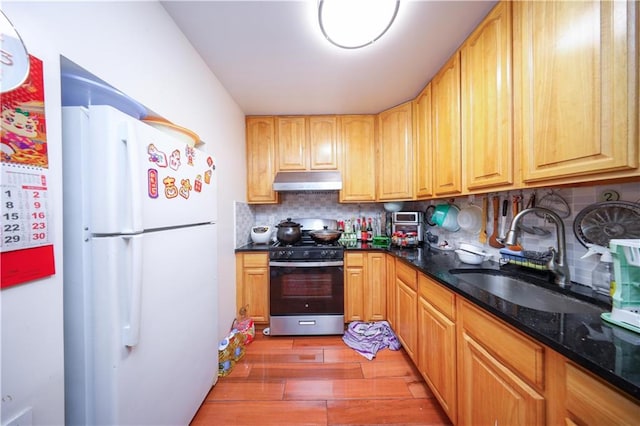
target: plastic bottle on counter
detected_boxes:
[581,244,615,297]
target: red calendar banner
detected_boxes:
[1,245,55,289]
[1,54,55,289]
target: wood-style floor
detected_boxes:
[190,329,451,426]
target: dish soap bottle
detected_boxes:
[581,244,614,297]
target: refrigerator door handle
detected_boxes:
[121,122,143,232]
[122,235,143,347]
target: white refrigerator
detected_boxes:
[61,105,218,425]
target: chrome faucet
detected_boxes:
[504,207,571,288]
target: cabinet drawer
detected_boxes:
[396,260,417,290]
[565,362,640,424]
[345,252,365,267]
[419,274,455,320]
[241,252,269,268]
[459,300,544,389]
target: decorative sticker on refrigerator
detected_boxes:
[145,138,215,201]
[1,54,56,289]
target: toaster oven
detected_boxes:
[391,211,423,241]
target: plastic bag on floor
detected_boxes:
[342,320,401,360]
[233,304,255,345]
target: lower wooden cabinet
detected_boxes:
[457,299,545,426]
[563,361,640,425]
[395,260,418,361]
[418,274,457,423]
[344,252,386,322]
[235,252,269,323]
[385,254,396,328]
[458,331,545,426]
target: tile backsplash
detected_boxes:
[235,181,640,289]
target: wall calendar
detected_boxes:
[1,54,55,289]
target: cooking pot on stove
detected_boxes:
[276,218,302,244]
[309,226,343,244]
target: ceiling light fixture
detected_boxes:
[318,0,400,50]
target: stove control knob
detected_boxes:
[287,250,294,258]
[303,250,310,258]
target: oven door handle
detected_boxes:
[269,261,344,268]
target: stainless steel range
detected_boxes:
[268,218,344,336]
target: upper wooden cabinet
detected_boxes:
[246,117,279,204]
[461,1,515,192]
[513,0,639,184]
[432,52,463,196]
[276,116,307,170]
[377,101,414,201]
[308,116,340,170]
[413,84,434,199]
[339,115,377,202]
[276,116,339,171]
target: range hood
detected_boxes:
[272,171,343,192]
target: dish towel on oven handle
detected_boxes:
[342,320,401,360]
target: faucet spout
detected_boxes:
[505,207,571,288]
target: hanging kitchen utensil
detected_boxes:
[573,201,640,247]
[507,195,523,251]
[489,196,505,248]
[525,191,536,209]
[478,196,488,244]
[499,198,509,239]
[535,189,571,218]
[519,191,551,236]
[458,203,482,234]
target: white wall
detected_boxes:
[1,2,246,424]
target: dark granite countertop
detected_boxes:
[236,242,640,401]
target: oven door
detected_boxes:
[269,261,344,316]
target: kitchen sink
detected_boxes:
[449,271,605,314]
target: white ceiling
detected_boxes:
[161,0,498,116]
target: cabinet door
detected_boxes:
[344,252,365,322]
[235,253,270,323]
[564,362,640,425]
[461,1,514,191]
[339,115,377,202]
[395,261,417,361]
[513,0,638,183]
[419,296,457,423]
[385,254,396,328]
[396,280,417,361]
[365,252,386,321]
[432,52,462,196]
[345,267,365,322]
[276,116,307,170]
[418,274,457,423]
[458,331,545,426]
[308,116,339,170]
[413,84,433,199]
[246,117,279,203]
[377,102,413,200]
